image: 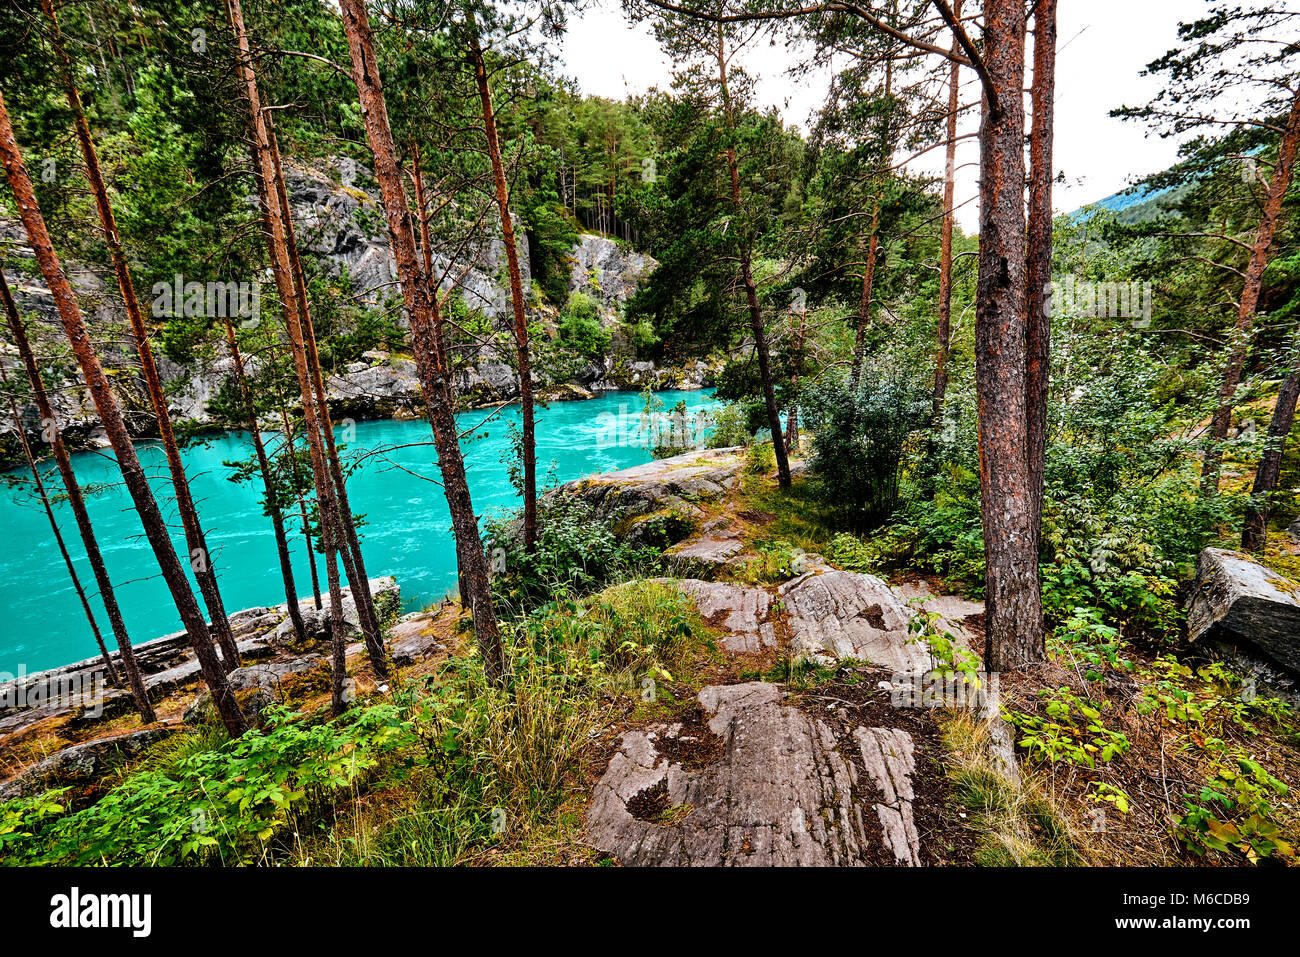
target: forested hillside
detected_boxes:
[0,0,1298,874]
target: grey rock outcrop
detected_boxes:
[585,681,926,866]
[568,234,655,307]
[0,727,174,799]
[387,614,446,667]
[673,580,776,654]
[780,569,935,674]
[662,524,745,579]
[535,448,744,549]
[226,655,327,692]
[1187,548,1300,676]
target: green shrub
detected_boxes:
[482,495,660,609]
[556,292,610,361]
[0,705,412,866]
[802,367,927,530]
[705,400,754,449]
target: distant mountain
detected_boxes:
[1073,178,1190,224]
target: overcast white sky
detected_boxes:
[558,0,1216,234]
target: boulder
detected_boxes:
[0,727,174,799]
[183,687,277,727]
[779,569,934,674]
[662,527,745,579]
[387,614,445,666]
[226,655,328,693]
[1187,548,1300,676]
[326,357,424,419]
[555,447,742,527]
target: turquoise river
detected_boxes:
[0,389,717,675]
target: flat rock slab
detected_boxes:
[586,682,923,866]
[662,531,745,579]
[587,683,865,865]
[1188,548,1300,675]
[0,727,174,799]
[226,655,327,693]
[672,579,775,653]
[388,613,446,666]
[780,570,933,674]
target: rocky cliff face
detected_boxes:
[285,158,530,322]
[1,157,706,465]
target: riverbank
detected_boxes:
[0,388,720,675]
[2,446,1298,868]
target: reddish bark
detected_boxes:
[264,111,388,678]
[0,90,243,734]
[468,29,538,549]
[1202,84,1300,495]
[227,0,351,714]
[973,0,1043,669]
[339,0,507,683]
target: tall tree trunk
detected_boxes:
[932,0,961,427]
[221,318,306,644]
[0,347,119,685]
[851,55,893,388]
[264,111,388,678]
[227,0,351,715]
[1202,84,1300,495]
[2,272,160,721]
[277,400,323,609]
[468,28,538,550]
[715,23,791,489]
[974,0,1043,670]
[0,91,243,734]
[850,204,882,386]
[43,0,241,671]
[1025,0,1057,560]
[1242,335,1300,551]
[410,144,451,385]
[339,0,507,683]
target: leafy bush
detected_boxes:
[1004,688,1130,769]
[825,532,877,572]
[556,292,610,361]
[704,400,754,449]
[482,495,660,609]
[802,367,927,530]
[0,706,412,865]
